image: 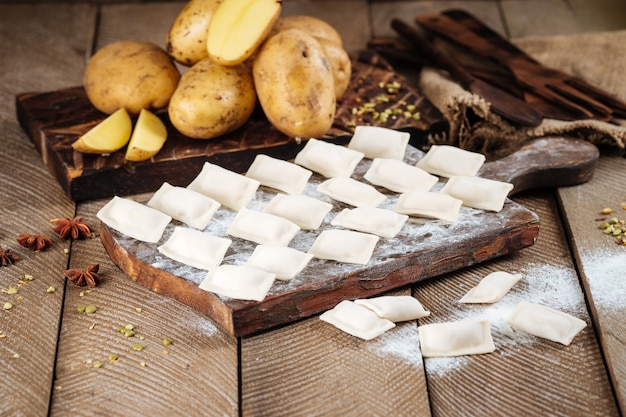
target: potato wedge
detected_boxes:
[206,0,282,65]
[125,109,168,162]
[72,108,132,154]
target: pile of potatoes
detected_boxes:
[82,0,351,143]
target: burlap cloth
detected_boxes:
[418,30,626,159]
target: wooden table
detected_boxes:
[1,1,625,416]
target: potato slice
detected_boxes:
[125,109,168,162]
[206,0,282,65]
[72,108,132,154]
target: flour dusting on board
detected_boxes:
[423,262,588,375]
[367,323,422,368]
[580,248,626,310]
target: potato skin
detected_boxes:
[271,15,343,46]
[84,40,180,115]
[166,0,223,66]
[317,38,351,99]
[168,57,256,139]
[253,29,336,139]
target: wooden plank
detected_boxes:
[240,2,429,413]
[0,4,92,417]
[501,0,580,37]
[46,4,239,416]
[50,198,239,417]
[241,289,431,417]
[415,190,620,416]
[370,0,505,39]
[557,154,626,413]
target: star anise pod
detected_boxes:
[17,233,53,251]
[64,263,102,288]
[50,216,92,240]
[0,246,19,266]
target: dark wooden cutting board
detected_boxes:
[15,52,447,201]
[98,137,598,337]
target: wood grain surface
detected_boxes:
[1,1,625,417]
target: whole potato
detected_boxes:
[253,29,336,139]
[168,57,256,139]
[317,38,351,99]
[166,0,223,66]
[270,15,343,46]
[84,40,180,115]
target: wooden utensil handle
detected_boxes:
[390,18,475,87]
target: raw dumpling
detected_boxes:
[331,207,408,238]
[320,300,396,340]
[317,176,386,208]
[187,162,260,211]
[355,295,430,322]
[263,193,333,230]
[394,190,463,222]
[245,245,313,280]
[147,182,220,230]
[439,176,514,212]
[199,264,276,301]
[157,226,231,270]
[460,271,523,304]
[97,196,171,243]
[245,154,312,195]
[227,208,300,246]
[294,138,364,178]
[364,158,439,193]
[308,229,379,264]
[418,319,495,357]
[416,145,486,178]
[506,301,587,346]
[347,125,410,160]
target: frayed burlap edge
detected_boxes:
[418,63,626,160]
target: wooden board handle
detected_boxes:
[478,136,599,195]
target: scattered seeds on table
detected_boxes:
[85,305,97,314]
[3,302,13,310]
[132,343,144,351]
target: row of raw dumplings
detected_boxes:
[96,126,513,302]
[321,271,587,357]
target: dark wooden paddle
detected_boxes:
[417,10,626,120]
[391,18,543,127]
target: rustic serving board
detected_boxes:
[99,137,599,337]
[15,52,447,201]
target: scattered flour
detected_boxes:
[367,323,423,368]
[422,262,587,375]
[579,248,626,310]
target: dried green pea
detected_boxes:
[163,338,172,346]
[132,343,144,351]
[3,302,13,310]
[85,305,97,314]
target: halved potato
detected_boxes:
[72,108,132,154]
[125,109,168,162]
[206,0,282,65]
